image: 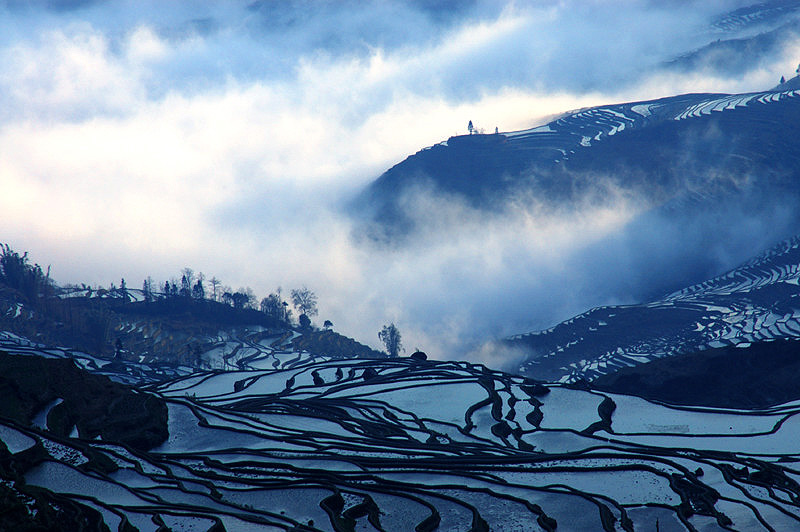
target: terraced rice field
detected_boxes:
[513,236,800,382]
[3,340,800,530]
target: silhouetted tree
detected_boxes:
[230,289,254,310]
[261,291,289,322]
[209,276,221,301]
[379,323,403,358]
[323,319,333,330]
[180,275,191,297]
[0,243,48,302]
[468,120,474,134]
[219,284,232,301]
[243,287,257,309]
[143,277,154,302]
[232,292,246,309]
[192,279,205,299]
[0,244,30,290]
[291,286,318,317]
[298,313,311,329]
[120,278,130,303]
[181,267,195,288]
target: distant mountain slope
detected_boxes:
[508,235,800,382]
[663,0,800,79]
[667,22,799,77]
[711,0,800,32]
[356,88,800,240]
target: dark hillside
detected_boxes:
[356,90,800,242]
[0,351,167,450]
[291,329,384,359]
[0,292,285,364]
[592,339,800,409]
[0,245,382,368]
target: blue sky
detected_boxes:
[1,0,798,357]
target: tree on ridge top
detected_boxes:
[291,286,318,318]
[379,323,402,358]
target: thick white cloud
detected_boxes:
[1,0,798,357]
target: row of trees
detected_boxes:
[140,268,219,304]
[137,269,406,356]
[63,263,327,331]
[144,271,408,356]
[2,243,411,358]
[139,268,323,328]
[148,269,406,357]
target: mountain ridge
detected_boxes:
[356,86,800,246]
